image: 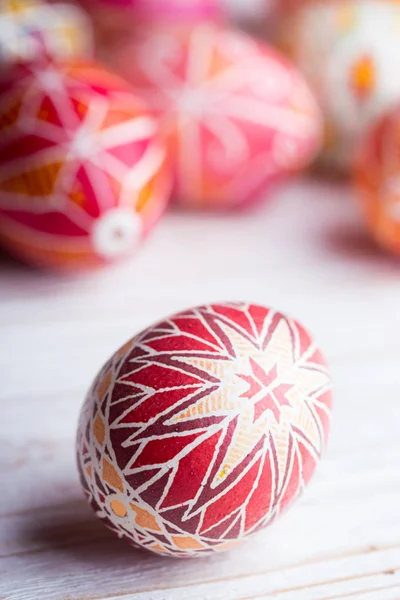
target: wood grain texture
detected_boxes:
[1,178,399,600]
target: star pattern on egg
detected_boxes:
[238,361,293,424]
[77,303,332,557]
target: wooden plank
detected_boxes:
[1,179,399,599]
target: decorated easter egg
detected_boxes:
[355,105,400,255]
[0,61,171,269]
[277,0,400,171]
[109,24,322,209]
[0,0,92,67]
[76,302,332,558]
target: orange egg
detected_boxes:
[355,106,400,255]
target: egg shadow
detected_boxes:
[328,225,382,259]
[19,496,159,568]
[19,495,226,597]
[324,223,400,269]
[0,246,35,273]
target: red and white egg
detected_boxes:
[0,61,171,269]
[110,24,322,209]
[77,302,333,558]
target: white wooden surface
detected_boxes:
[1,178,400,600]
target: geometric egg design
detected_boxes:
[110,24,323,209]
[77,303,332,557]
[0,61,171,269]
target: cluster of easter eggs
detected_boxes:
[0,0,323,269]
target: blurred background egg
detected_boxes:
[355,104,400,255]
[76,302,332,558]
[276,0,400,172]
[0,60,171,269]
[0,0,93,67]
[108,24,322,209]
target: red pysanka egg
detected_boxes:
[110,24,323,209]
[76,302,332,558]
[355,105,400,255]
[0,61,171,269]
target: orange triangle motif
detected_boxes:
[102,458,124,492]
[100,108,139,131]
[136,178,154,212]
[0,162,63,196]
[97,369,112,402]
[0,99,21,133]
[68,184,86,206]
[171,536,204,550]
[93,414,105,446]
[129,503,161,532]
[71,98,89,122]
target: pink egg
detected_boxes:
[0,61,171,270]
[110,24,322,209]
